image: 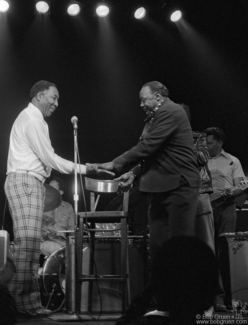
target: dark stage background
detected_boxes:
[1,0,248,236]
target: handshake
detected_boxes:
[86,162,115,176]
[86,162,136,193]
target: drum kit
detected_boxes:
[38,185,149,312]
[39,183,64,311]
[38,246,66,312]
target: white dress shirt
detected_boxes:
[7,103,86,181]
[207,149,245,194]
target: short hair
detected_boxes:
[30,80,57,100]
[181,103,191,122]
[204,127,225,143]
[50,177,66,193]
[142,81,169,97]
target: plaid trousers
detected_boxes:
[4,173,45,311]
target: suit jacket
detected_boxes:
[113,98,200,193]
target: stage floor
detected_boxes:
[15,310,248,325]
[16,310,119,324]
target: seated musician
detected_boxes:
[41,177,75,256]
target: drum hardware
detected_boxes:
[38,247,66,312]
[45,283,57,310]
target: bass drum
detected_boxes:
[38,246,66,312]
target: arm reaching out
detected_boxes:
[86,163,115,176]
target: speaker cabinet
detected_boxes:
[65,236,148,314]
[0,230,10,268]
[218,234,248,306]
[236,209,248,232]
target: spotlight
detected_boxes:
[36,1,49,14]
[96,4,109,17]
[170,10,182,22]
[134,7,146,19]
[67,2,81,16]
[0,0,9,12]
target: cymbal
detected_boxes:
[104,187,147,211]
[44,183,62,212]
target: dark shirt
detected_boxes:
[113,98,200,192]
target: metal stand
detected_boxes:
[73,125,78,229]
[72,120,82,315]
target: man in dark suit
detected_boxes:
[89,81,200,324]
[94,81,200,264]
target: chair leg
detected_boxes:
[121,218,129,312]
[126,241,131,307]
[75,216,84,314]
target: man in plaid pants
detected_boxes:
[4,80,111,317]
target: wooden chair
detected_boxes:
[75,177,130,315]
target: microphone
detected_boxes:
[71,116,78,129]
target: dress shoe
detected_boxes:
[34,307,53,316]
[17,307,52,319]
[116,286,154,325]
[204,306,214,318]
[214,303,227,312]
[144,310,169,317]
[17,310,37,319]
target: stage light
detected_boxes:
[134,7,146,19]
[96,4,109,17]
[170,10,182,22]
[67,3,80,16]
[0,0,9,12]
[36,1,49,14]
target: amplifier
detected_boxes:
[218,233,248,306]
[65,236,149,314]
[0,230,10,268]
[236,209,248,232]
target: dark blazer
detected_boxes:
[113,98,200,193]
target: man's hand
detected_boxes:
[97,162,114,171]
[86,163,115,177]
[115,171,135,194]
[223,188,233,198]
[222,187,244,200]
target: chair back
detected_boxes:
[84,177,118,193]
[84,177,129,212]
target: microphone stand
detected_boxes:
[73,126,78,227]
[72,125,82,316]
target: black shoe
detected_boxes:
[139,315,170,325]
[214,303,227,312]
[142,310,170,324]
[116,287,154,325]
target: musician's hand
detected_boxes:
[115,171,135,194]
[223,188,234,199]
[86,163,115,177]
